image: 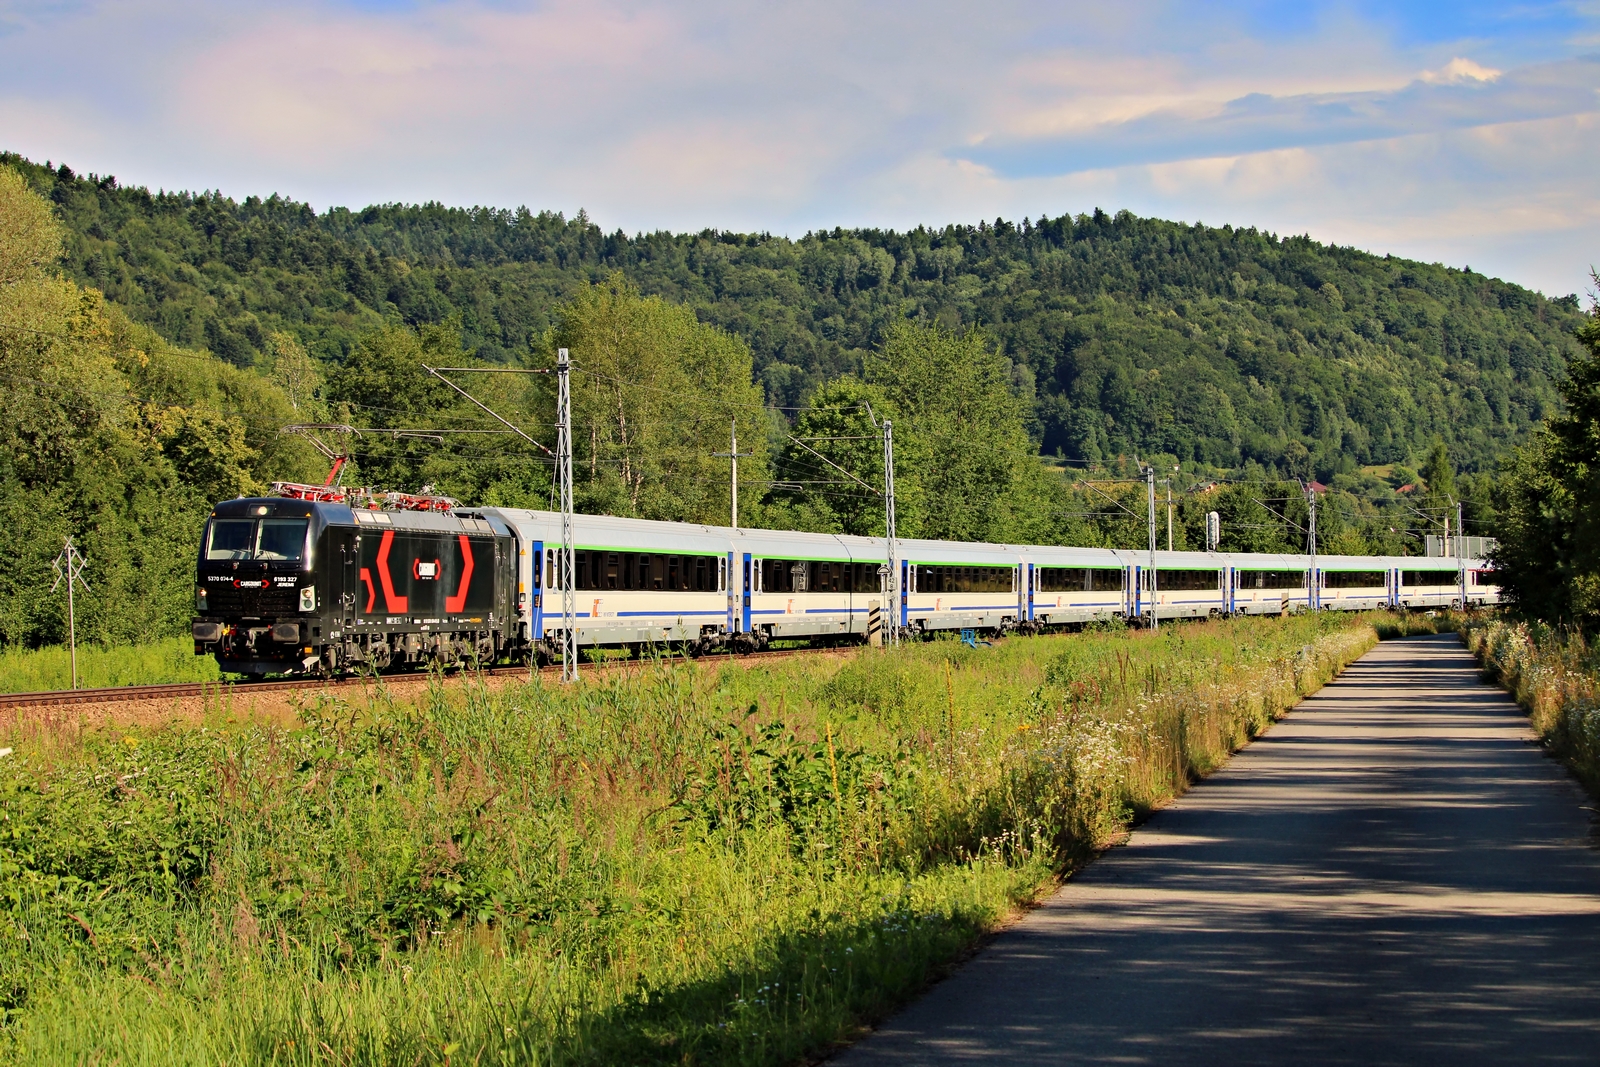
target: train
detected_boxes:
[191,490,1498,676]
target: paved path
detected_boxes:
[836,634,1600,1065]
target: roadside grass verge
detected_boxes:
[0,614,1375,1065]
[1462,618,1600,796]
[0,636,222,693]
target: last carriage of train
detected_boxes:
[191,480,1497,676]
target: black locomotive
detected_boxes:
[192,495,517,675]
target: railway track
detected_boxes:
[0,646,835,711]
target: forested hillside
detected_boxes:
[1,152,1587,651]
[6,153,1583,481]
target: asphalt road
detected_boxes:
[834,633,1600,1066]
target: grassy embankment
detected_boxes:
[0,637,222,693]
[1463,618,1600,796]
[0,614,1376,1065]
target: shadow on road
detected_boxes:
[835,634,1600,1067]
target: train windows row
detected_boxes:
[547,550,725,592]
[1323,570,1386,589]
[538,552,1494,597]
[1037,567,1122,593]
[1157,569,1220,591]
[914,565,1015,594]
[759,559,881,594]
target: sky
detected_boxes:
[1,0,1597,297]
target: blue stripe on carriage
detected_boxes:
[613,610,726,617]
[909,604,1016,612]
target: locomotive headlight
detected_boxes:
[299,585,316,612]
[195,586,208,611]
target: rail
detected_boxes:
[0,647,828,711]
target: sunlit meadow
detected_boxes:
[1,614,1379,1065]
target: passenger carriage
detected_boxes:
[901,537,1025,635]
[1224,552,1314,615]
[1019,546,1127,627]
[480,510,736,655]
[738,527,884,643]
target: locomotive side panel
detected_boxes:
[355,528,496,622]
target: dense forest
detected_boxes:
[1,151,1590,649]
[5,153,1583,481]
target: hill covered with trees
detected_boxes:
[2,152,1590,650]
[6,153,1584,483]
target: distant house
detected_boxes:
[1308,481,1328,494]
[1395,484,1415,494]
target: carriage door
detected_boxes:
[336,528,360,629]
[1024,563,1034,622]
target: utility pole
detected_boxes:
[1166,470,1175,552]
[1306,483,1318,611]
[51,537,89,690]
[883,418,897,647]
[1146,465,1158,631]
[556,348,577,682]
[712,418,752,529]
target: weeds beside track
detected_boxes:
[1463,618,1600,797]
[0,614,1378,1066]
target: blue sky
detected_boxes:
[1,0,1597,296]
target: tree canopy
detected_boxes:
[0,166,319,648]
[1490,308,1600,626]
[0,152,1565,650]
[6,153,1582,484]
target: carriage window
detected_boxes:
[1158,569,1218,591]
[759,558,865,594]
[547,549,725,592]
[913,565,1014,594]
[1322,571,1386,589]
[1237,570,1306,590]
[1036,567,1121,593]
[1403,570,1456,587]
[1470,569,1496,588]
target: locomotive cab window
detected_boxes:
[257,520,309,561]
[207,520,256,560]
[205,518,308,562]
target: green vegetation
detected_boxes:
[1465,619,1600,797]
[6,153,1580,482]
[0,615,1374,1064]
[1487,304,1600,627]
[0,151,1562,657]
[0,636,220,694]
[0,166,321,651]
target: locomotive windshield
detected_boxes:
[205,518,309,561]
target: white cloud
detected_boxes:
[0,0,1594,295]
[1421,57,1504,84]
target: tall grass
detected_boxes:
[1463,618,1600,795]
[0,614,1375,1065]
[0,636,222,693]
